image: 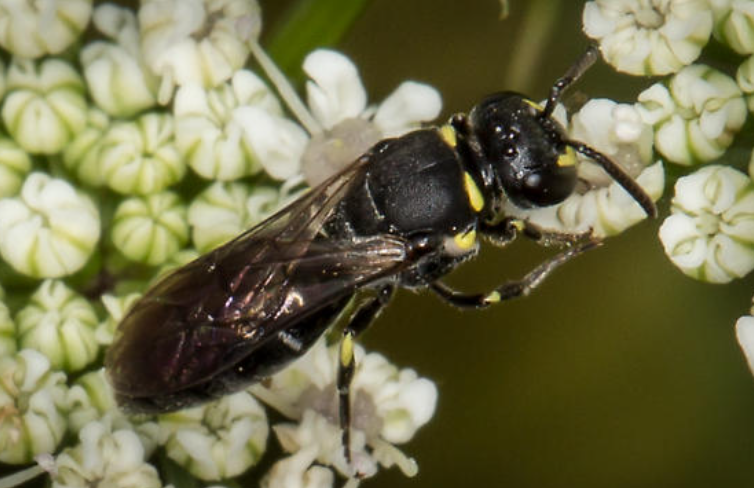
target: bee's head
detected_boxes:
[469,92,578,212]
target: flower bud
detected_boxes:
[81,5,157,117]
[160,391,269,480]
[53,418,162,488]
[111,191,189,265]
[99,113,185,195]
[139,0,260,102]
[15,280,100,372]
[174,69,280,181]
[659,165,754,283]
[583,0,712,76]
[0,349,68,464]
[0,172,100,278]
[2,58,87,154]
[0,0,92,58]
[638,65,747,165]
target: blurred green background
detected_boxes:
[262,1,754,487]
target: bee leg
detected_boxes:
[481,217,592,248]
[429,238,601,309]
[338,285,394,474]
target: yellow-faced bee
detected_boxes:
[106,46,656,463]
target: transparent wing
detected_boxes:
[106,158,412,397]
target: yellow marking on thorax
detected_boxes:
[439,124,457,148]
[463,172,485,213]
[453,228,477,251]
[557,146,577,167]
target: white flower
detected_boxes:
[187,181,281,252]
[583,0,713,76]
[173,69,291,181]
[736,297,754,376]
[251,337,436,480]
[66,369,163,455]
[273,411,375,479]
[99,112,185,195]
[0,0,92,59]
[710,0,754,54]
[0,172,101,278]
[2,58,88,154]
[159,391,269,481]
[659,165,754,283]
[15,280,100,373]
[0,349,68,464]
[139,0,260,104]
[506,100,664,237]
[111,191,189,266]
[66,369,117,434]
[234,106,309,180]
[300,49,442,185]
[353,349,437,445]
[81,4,157,117]
[53,417,162,488]
[0,135,31,198]
[262,446,335,488]
[638,64,748,165]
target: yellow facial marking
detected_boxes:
[463,172,484,212]
[523,98,543,111]
[439,124,457,148]
[453,228,477,251]
[340,332,354,366]
[557,146,577,167]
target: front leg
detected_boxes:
[430,238,601,309]
[482,217,591,247]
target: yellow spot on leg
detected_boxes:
[483,291,501,304]
[453,229,477,251]
[340,332,354,367]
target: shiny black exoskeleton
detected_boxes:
[106,46,656,464]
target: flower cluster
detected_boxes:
[583,0,754,377]
[251,337,437,484]
[0,1,442,487]
[506,99,664,237]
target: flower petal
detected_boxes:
[304,49,367,130]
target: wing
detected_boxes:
[106,157,412,399]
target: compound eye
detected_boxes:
[520,167,577,207]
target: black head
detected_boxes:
[462,46,656,220]
[469,92,578,210]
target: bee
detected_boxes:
[105,46,656,463]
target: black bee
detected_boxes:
[106,46,656,463]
